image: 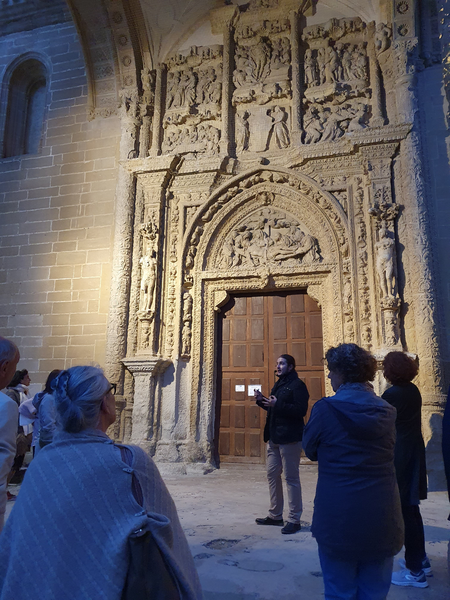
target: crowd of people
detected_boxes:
[0,333,448,599]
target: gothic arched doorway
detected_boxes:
[216,290,325,465]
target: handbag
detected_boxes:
[119,446,181,600]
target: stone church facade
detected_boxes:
[0,0,449,483]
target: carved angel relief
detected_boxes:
[218,208,321,270]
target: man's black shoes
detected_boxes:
[281,522,301,534]
[255,517,284,526]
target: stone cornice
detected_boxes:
[122,356,172,375]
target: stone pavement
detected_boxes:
[160,462,450,600]
[6,461,450,599]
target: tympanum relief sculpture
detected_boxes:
[218,207,321,270]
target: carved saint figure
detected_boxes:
[236,111,250,152]
[321,108,344,142]
[270,106,290,149]
[375,225,396,298]
[139,253,157,313]
[316,47,326,84]
[303,106,323,143]
[341,45,353,81]
[304,49,318,87]
[166,72,179,109]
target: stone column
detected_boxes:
[105,92,139,392]
[220,23,233,156]
[367,22,386,128]
[150,64,165,157]
[290,9,302,137]
[122,357,171,455]
[210,5,239,156]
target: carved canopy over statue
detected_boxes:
[218,207,321,269]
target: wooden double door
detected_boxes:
[217,292,325,464]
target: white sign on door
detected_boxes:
[235,385,245,392]
[248,384,262,396]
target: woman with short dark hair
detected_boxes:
[32,369,61,453]
[303,343,403,599]
[383,351,430,588]
[0,365,202,600]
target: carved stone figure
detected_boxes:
[303,106,323,143]
[375,23,392,56]
[341,45,353,81]
[347,104,367,132]
[324,46,339,83]
[139,253,157,313]
[321,108,344,142]
[375,225,396,299]
[270,106,290,149]
[316,47,326,84]
[304,49,318,87]
[166,71,179,109]
[236,111,250,152]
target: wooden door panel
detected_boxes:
[219,292,325,464]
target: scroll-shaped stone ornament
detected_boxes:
[219,208,321,269]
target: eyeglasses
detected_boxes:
[108,383,117,396]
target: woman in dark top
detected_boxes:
[382,351,430,588]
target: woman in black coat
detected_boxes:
[382,351,430,588]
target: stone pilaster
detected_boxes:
[122,357,172,455]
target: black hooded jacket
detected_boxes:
[257,370,309,444]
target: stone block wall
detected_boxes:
[0,19,121,385]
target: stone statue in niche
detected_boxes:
[375,224,396,299]
[139,252,157,313]
[236,111,250,152]
[180,291,193,359]
[269,106,290,148]
[219,209,321,269]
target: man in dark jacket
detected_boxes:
[254,354,309,534]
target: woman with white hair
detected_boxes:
[0,366,202,600]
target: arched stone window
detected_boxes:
[1,58,48,158]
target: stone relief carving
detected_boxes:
[162,44,223,157]
[232,14,291,107]
[342,258,355,342]
[180,291,193,360]
[139,68,156,158]
[353,177,372,347]
[218,207,321,270]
